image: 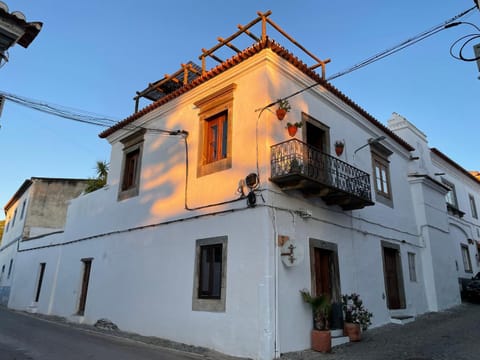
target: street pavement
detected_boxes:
[282,301,480,360]
[1,302,479,360]
[0,306,213,360]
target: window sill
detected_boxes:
[117,187,139,201]
[447,203,465,218]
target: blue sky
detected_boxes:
[1,1,479,220]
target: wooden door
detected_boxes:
[314,248,332,300]
[383,247,401,309]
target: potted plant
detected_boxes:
[341,293,373,341]
[300,289,332,353]
[289,156,303,173]
[286,122,302,137]
[276,98,291,120]
[334,140,345,156]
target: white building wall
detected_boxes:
[10,207,275,359]
[6,50,468,360]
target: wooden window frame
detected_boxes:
[118,129,145,201]
[192,236,228,312]
[205,111,228,164]
[195,84,235,177]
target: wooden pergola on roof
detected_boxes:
[134,10,331,112]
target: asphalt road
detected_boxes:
[0,306,203,360]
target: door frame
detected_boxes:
[309,239,341,303]
[381,241,406,309]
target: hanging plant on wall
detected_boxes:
[286,122,302,137]
[276,99,291,120]
[334,140,345,156]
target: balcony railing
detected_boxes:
[270,139,374,210]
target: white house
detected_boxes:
[3,11,480,360]
[0,177,89,306]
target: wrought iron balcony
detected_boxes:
[270,139,374,210]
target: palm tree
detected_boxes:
[85,160,109,193]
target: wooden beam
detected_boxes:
[218,37,241,53]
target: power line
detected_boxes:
[257,5,478,111]
[0,90,183,135]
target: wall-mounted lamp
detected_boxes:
[353,135,386,160]
[409,156,420,161]
[434,172,445,176]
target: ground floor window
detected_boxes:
[408,252,417,282]
[192,236,227,312]
[78,258,93,315]
[461,245,472,273]
[35,263,46,302]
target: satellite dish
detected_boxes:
[245,173,259,190]
[280,240,304,267]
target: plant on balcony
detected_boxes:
[289,156,303,173]
[286,122,302,137]
[300,289,332,353]
[334,140,345,156]
[276,98,291,120]
[341,293,373,341]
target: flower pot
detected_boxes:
[276,108,287,120]
[344,322,361,341]
[335,145,344,156]
[287,125,298,137]
[311,329,331,353]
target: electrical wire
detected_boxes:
[0,90,183,135]
[256,5,478,112]
[447,22,480,62]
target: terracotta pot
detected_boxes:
[276,108,287,120]
[311,329,331,353]
[335,145,344,156]
[287,125,298,137]
[344,322,361,341]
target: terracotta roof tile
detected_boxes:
[431,148,480,184]
[99,39,414,152]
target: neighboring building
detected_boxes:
[0,220,4,244]
[388,113,480,306]
[2,12,479,360]
[0,177,89,306]
[0,1,42,67]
